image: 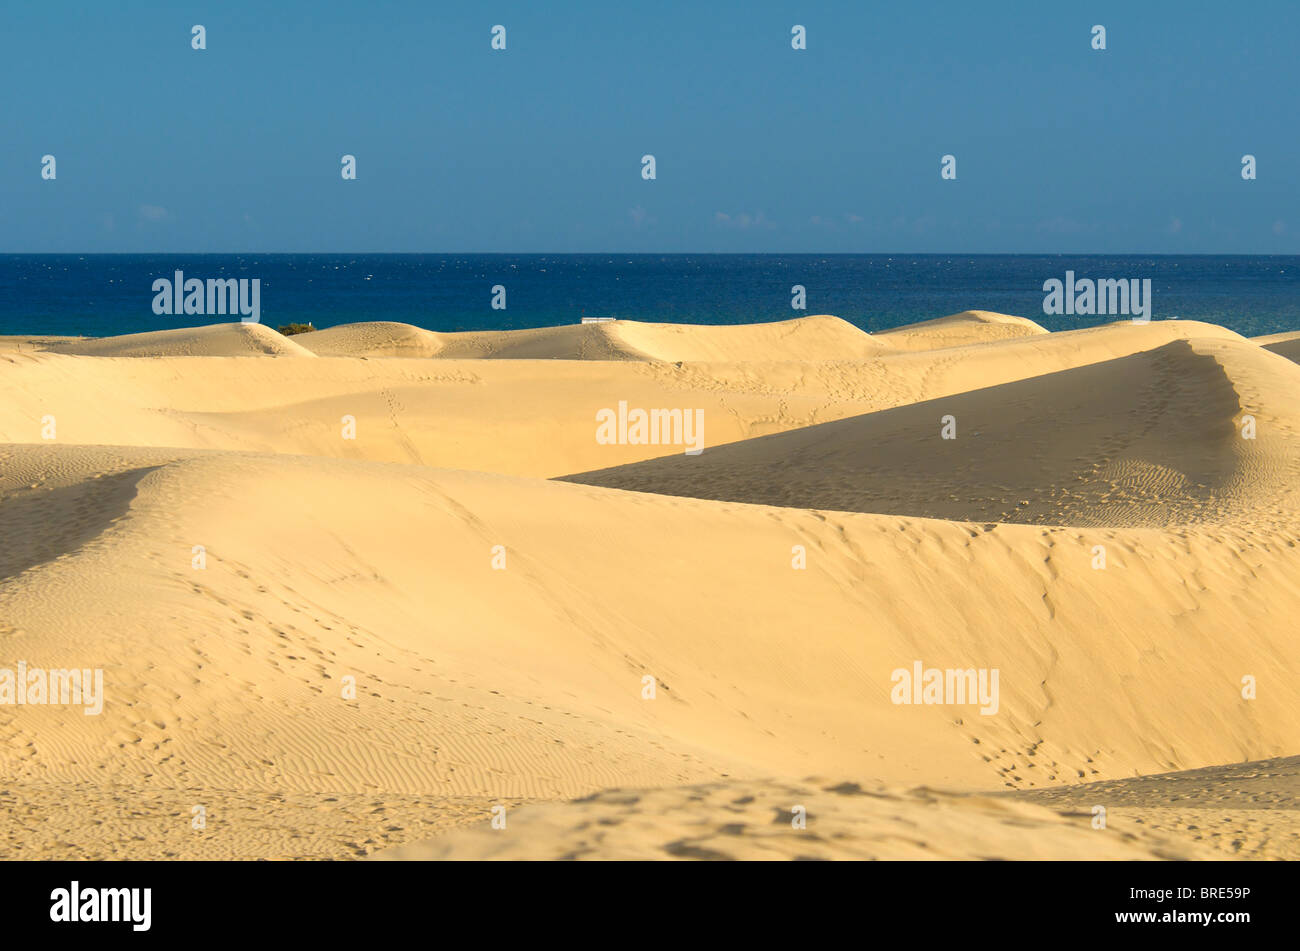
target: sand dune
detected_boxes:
[44,322,315,358]
[10,315,1243,369]
[293,321,445,358]
[294,314,885,363]
[564,337,1300,528]
[1251,330,1300,346]
[21,314,885,364]
[602,314,886,362]
[431,321,653,360]
[0,350,882,475]
[1253,329,1300,363]
[3,440,1298,858]
[873,310,1049,351]
[296,320,653,361]
[1,312,1297,860]
[0,319,1263,481]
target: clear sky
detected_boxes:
[3,0,1296,253]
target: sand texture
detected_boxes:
[1,313,1295,859]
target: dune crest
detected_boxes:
[298,314,884,363]
[45,322,314,358]
[564,336,1300,528]
[872,310,1049,351]
[604,314,886,362]
[1252,329,1300,364]
[295,321,445,358]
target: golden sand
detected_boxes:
[0,314,1295,859]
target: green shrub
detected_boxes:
[277,323,316,336]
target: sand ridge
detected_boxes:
[1253,329,1300,364]
[0,318,1265,479]
[266,314,889,362]
[563,336,1300,529]
[871,309,1049,351]
[43,321,316,358]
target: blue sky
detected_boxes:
[3,0,1296,252]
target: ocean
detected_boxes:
[1,254,1297,339]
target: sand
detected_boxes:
[871,309,1050,351]
[1,312,1296,860]
[1253,329,1300,364]
[296,314,888,363]
[43,321,316,358]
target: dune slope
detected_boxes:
[563,338,1300,528]
[2,434,1299,857]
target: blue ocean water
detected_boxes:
[1,254,1297,339]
